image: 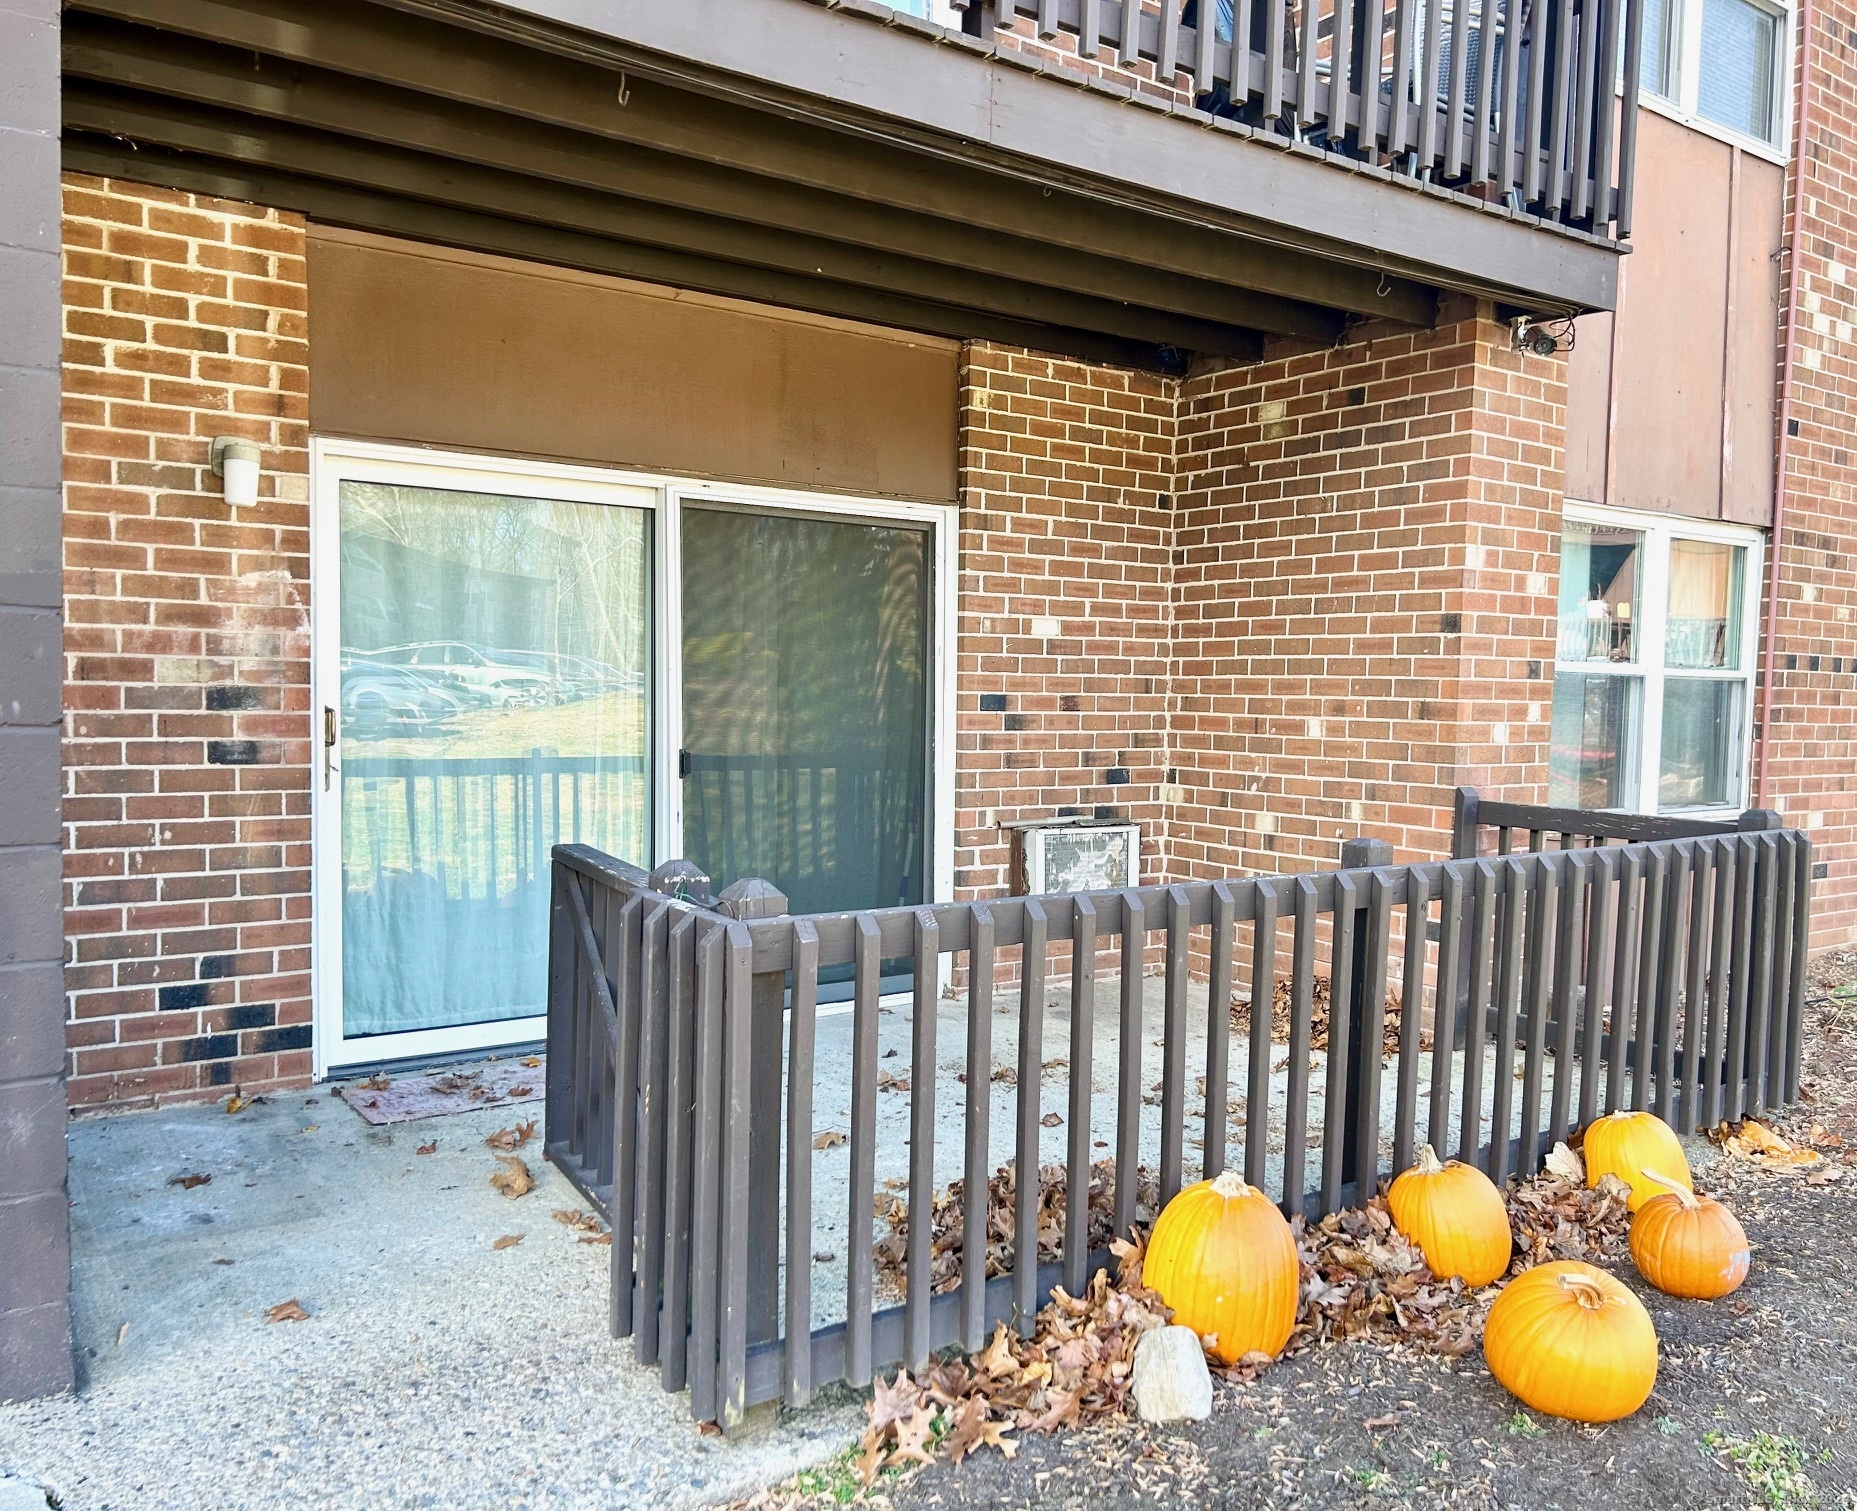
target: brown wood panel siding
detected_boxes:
[307,228,959,501]
[1563,112,1782,523]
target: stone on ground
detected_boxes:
[1131,1325,1213,1423]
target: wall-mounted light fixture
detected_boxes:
[209,437,262,508]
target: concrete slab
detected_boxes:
[0,1089,861,1509]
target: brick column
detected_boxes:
[0,0,75,1401]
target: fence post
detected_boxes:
[1737,808,1783,832]
[1339,837,1393,1196]
[718,876,789,1351]
[651,857,717,909]
[1451,787,1481,859]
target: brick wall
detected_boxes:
[61,172,313,1110]
[1168,300,1567,879]
[1759,0,1857,948]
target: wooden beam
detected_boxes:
[63,15,1326,341]
[64,80,1266,360]
[66,0,1439,322]
[59,131,1197,374]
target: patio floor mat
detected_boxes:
[335,1057,545,1126]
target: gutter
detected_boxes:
[1756,0,1813,805]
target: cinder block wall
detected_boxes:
[60,173,312,1110]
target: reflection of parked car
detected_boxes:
[371,642,551,707]
[340,662,470,736]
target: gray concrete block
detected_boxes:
[0,1193,69,1315]
[0,605,60,726]
[0,1300,73,1405]
[0,962,66,1080]
[0,1078,66,1200]
[0,845,63,967]
[0,128,57,254]
[0,367,60,493]
[0,486,61,610]
[0,729,59,846]
[0,7,57,139]
[0,246,59,371]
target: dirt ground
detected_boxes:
[770,953,1857,1511]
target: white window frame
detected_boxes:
[309,437,958,1076]
[1554,500,1764,819]
[1633,0,1794,162]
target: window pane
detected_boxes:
[1549,671,1639,808]
[1697,0,1777,140]
[1557,520,1643,663]
[1638,0,1677,97]
[1659,679,1744,809]
[1666,539,1745,668]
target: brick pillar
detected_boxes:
[0,0,75,1401]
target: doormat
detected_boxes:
[335,1057,545,1126]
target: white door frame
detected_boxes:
[309,437,957,1076]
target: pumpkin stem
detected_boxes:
[1210,1170,1253,1201]
[1556,1272,1609,1309]
[1640,1167,1699,1208]
[1414,1144,1445,1175]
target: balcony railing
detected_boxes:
[959,0,1642,238]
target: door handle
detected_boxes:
[323,705,337,791]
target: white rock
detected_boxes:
[0,1479,49,1511]
[1130,1324,1213,1424]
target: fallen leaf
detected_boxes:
[490,1154,534,1199]
[552,1207,603,1234]
[416,1141,437,1156]
[167,1172,211,1190]
[813,1130,848,1150]
[1544,1141,1584,1185]
[356,1072,391,1091]
[1726,1118,1824,1168]
[522,1055,542,1068]
[1364,1413,1402,1431]
[491,1234,524,1251]
[508,1084,534,1097]
[485,1120,538,1152]
[1040,1112,1063,1128]
[224,1091,250,1115]
[116,1322,129,1348]
[301,1124,318,1134]
[697,1420,722,1438]
[265,1299,309,1324]
[579,1233,612,1245]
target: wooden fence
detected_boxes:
[546,817,1809,1428]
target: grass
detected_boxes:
[1505,1410,1546,1440]
[1703,1431,1822,1511]
[782,1445,884,1507]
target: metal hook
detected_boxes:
[617,71,632,107]
[1376,271,1390,298]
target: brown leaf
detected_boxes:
[356,1072,391,1091]
[490,1154,534,1199]
[696,1419,722,1437]
[491,1233,524,1251]
[485,1120,538,1152]
[507,1084,535,1098]
[978,1322,1019,1379]
[167,1172,211,1190]
[521,1055,542,1068]
[889,1407,939,1470]
[812,1130,848,1150]
[265,1299,309,1324]
[223,1091,251,1115]
[1040,1112,1063,1128]
[854,1435,888,1487]
[1543,1141,1584,1184]
[553,1207,603,1234]
[1364,1413,1401,1431]
[415,1141,437,1156]
[868,1371,924,1436]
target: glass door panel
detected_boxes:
[679,505,930,916]
[336,480,651,1043]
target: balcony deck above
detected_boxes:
[62,0,1637,371]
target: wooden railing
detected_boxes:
[547,816,1808,1429]
[957,0,1641,238]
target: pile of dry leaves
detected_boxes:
[1230,974,1423,1057]
[873,1158,1158,1299]
[856,1233,1171,1485]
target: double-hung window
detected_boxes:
[1549,505,1763,815]
[1636,0,1790,152]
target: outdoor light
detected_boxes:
[210,436,262,508]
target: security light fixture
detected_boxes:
[209,436,262,508]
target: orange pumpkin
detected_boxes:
[1583,1110,1692,1213]
[1628,1169,1750,1299]
[1143,1170,1300,1364]
[1482,1260,1659,1422]
[1387,1144,1513,1287]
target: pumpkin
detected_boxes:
[1482,1260,1659,1422]
[1387,1143,1513,1287]
[1583,1109,1692,1213]
[1628,1168,1750,1299]
[1143,1170,1300,1364]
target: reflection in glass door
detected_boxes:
[679,505,931,917]
[325,469,651,1060]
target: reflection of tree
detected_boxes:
[339,482,649,670]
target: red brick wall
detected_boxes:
[1168,300,1568,878]
[1758,0,1857,948]
[61,173,313,1110]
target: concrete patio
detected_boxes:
[0,1085,860,1510]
